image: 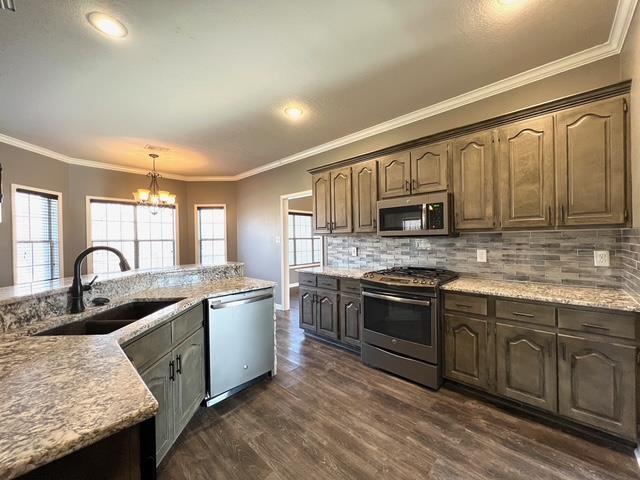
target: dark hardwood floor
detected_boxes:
[158,289,639,479]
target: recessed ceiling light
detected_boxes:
[87,12,128,38]
[284,106,304,120]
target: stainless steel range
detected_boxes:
[360,267,458,389]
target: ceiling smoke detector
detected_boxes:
[144,144,170,152]
[0,0,16,12]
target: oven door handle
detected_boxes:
[362,291,431,307]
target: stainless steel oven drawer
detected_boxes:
[362,343,441,389]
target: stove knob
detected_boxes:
[413,279,419,283]
[420,280,426,284]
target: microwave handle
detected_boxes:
[422,204,428,230]
[362,291,431,307]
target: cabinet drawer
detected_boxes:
[558,308,637,340]
[299,273,317,287]
[340,278,361,294]
[444,293,487,316]
[124,322,172,372]
[172,303,204,346]
[317,276,338,290]
[496,299,556,327]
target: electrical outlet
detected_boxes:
[477,249,487,263]
[594,250,610,267]
[350,246,358,257]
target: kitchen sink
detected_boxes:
[35,300,183,336]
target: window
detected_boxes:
[195,205,226,265]
[288,212,321,266]
[88,199,177,273]
[13,186,63,284]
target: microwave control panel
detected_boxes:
[427,202,444,230]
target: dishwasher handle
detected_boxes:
[210,293,273,310]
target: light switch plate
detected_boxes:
[594,250,610,267]
[350,246,358,257]
[477,249,487,263]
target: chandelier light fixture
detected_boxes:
[132,154,176,214]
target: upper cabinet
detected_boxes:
[410,141,449,194]
[352,160,378,233]
[309,85,630,235]
[453,130,495,230]
[330,167,353,234]
[312,173,331,234]
[555,97,627,226]
[498,116,555,229]
[378,152,411,199]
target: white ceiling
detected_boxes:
[0,0,632,179]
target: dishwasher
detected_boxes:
[205,288,275,406]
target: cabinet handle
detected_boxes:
[560,205,565,224]
[548,205,552,225]
[373,217,377,229]
[176,354,182,374]
[455,303,472,309]
[561,343,566,361]
[412,179,417,190]
[169,360,175,381]
[512,311,535,318]
[581,323,609,331]
[405,180,410,192]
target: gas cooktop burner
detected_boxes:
[361,266,458,289]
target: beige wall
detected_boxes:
[236,56,624,304]
[186,181,238,263]
[0,143,236,286]
[622,8,640,227]
[288,196,312,212]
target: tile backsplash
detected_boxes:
[326,229,630,290]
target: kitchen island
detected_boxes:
[0,264,274,479]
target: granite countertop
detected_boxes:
[442,277,640,312]
[296,266,369,279]
[0,276,275,480]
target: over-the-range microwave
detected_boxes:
[377,191,454,236]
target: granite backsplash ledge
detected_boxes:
[325,229,625,289]
[0,263,244,333]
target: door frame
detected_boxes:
[279,189,323,311]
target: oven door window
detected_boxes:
[379,205,424,232]
[363,294,432,346]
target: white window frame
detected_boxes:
[85,195,180,274]
[288,209,321,268]
[11,184,64,284]
[194,204,227,264]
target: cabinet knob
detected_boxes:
[391,338,397,344]
[243,364,249,370]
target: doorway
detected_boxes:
[279,190,323,311]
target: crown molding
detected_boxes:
[0,0,636,182]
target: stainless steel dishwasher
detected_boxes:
[205,288,275,406]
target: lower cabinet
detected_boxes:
[496,323,557,412]
[339,293,362,348]
[558,334,637,440]
[444,314,490,391]
[140,352,175,462]
[298,277,361,349]
[124,304,206,466]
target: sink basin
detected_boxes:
[35,300,183,336]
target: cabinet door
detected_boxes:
[316,289,339,339]
[453,130,496,230]
[444,314,490,390]
[498,116,555,229]
[312,173,331,234]
[410,141,449,193]
[378,152,411,199]
[339,293,361,347]
[496,323,557,412]
[173,328,205,439]
[558,334,636,440]
[299,287,316,333]
[555,97,626,226]
[352,160,378,233]
[140,351,174,464]
[330,167,352,233]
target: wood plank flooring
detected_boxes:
[158,291,639,479]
